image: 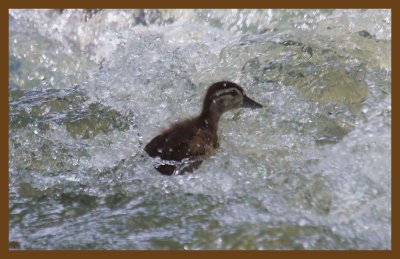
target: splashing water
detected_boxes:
[9,9,391,249]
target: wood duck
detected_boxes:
[144,81,263,176]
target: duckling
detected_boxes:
[144,81,263,175]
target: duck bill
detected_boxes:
[241,95,263,109]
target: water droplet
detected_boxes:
[298,218,308,226]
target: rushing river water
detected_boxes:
[9,9,391,250]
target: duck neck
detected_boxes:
[199,109,222,131]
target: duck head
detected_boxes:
[201,81,263,116]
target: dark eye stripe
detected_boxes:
[230,90,238,96]
[214,92,237,100]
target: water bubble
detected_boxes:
[298,218,308,226]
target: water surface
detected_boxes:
[9,9,391,250]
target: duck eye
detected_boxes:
[230,90,238,96]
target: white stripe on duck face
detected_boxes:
[211,88,241,99]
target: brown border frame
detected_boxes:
[2,1,397,258]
